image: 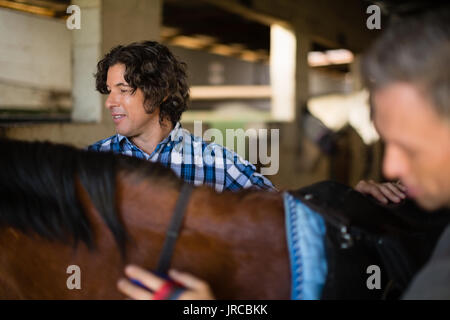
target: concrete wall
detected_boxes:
[0,8,71,111]
[71,0,102,122]
[310,69,353,97]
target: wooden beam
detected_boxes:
[0,0,57,17]
[190,85,271,100]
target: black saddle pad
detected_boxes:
[290,180,450,299]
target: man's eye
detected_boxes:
[120,89,129,93]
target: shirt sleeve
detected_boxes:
[86,143,100,151]
[224,151,277,191]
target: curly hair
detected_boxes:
[95,41,190,125]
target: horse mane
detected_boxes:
[0,139,182,257]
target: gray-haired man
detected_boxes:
[361,6,450,299]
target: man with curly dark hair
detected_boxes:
[88,41,275,192]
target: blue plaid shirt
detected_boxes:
[88,122,275,192]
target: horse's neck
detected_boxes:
[120,179,291,299]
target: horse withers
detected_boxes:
[0,139,448,299]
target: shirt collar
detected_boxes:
[169,122,184,143]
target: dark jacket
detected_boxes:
[402,224,450,299]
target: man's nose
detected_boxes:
[383,145,407,180]
[105,92,118,109]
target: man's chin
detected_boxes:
[114,126,129,137]
[415,196,448,212]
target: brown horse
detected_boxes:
[0,139,448,299]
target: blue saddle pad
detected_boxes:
[283,192,328,300]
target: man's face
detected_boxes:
[105,63,157,138]
[373,83,450,210]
